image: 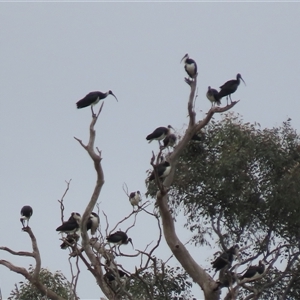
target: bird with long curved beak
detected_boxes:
[181,53,197,80]
[218,73,246,105]
[76,90,118,115]
[106,231,134,249]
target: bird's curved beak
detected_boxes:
[111,92,118,102]
[180,54,188,63]
[129,239,134,249]
[241,76,246,86]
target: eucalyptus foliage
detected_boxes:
[8,266,76,300]
[128,261,193,300]
[166,113,300,246]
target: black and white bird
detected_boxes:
[129,191,141,207]
[20,205,33,228]
[106,231,133,248]
[217,271,236,288]
[149,161,171,181]
[146,125,173,144]
[76,90,118,115]
[206,86,221,107]
[180,53,197,79]
[87,212,100,235]
[104,269,128,284]
[60,233,80,249]
[162,133,177,149]
[241,260,267,282]
[218,73,246,105]
[211,245,239,275]
[56,212,81,234]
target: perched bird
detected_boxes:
[149,161,171,181]
[211,245,239,275]
[129,191,141,207]
[206,86,221,107]
[218,73,246,104]
[146,125,173,144]
[76,90,118,115]
[60,233,80,249]
[56,212,81,234]
[162,133,177,149]
[104,269,128,284]
[106,231,133,248]
[180,53,197,79]
[20,205,33,228]
[217,271,236,288]
[87,212,100,235]
[241,260,267,282]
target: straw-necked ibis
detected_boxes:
[162,133,177,149]
[218,73,245,104]
[241,260,266,282]
[181,53,197,79]
[129,191,141,207]
[20,205,33,228]
[217,271,236,288]
[149,161,171,181]
[60,233,80,249]
[206,86,221,107]
[106,231,133,248]
[212,245,239,274]
[104,269,128,285]
[87,212,100,235]
[146,125,173,144]
[56,212,81,234]
[76,90,118,115]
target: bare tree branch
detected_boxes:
[0,247,34,258]
[0,227,66,300]
[57,179,72,223]
[74,103,115,299]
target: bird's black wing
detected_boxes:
[107,231,127,243]
[146,127,167,140]
[76,92,99,109]
[56,220,78,232]
[242,266,257,279]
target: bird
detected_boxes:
[216,271,236,288]
[211,245,239,275]
[146,125,173,144]
[104,269,128,284]
[87,212,100,235]
[241,260,267,282]
[206,86,221,107]
[162,133,177,149]
[180,53,197,79]
[129,191,141,207]
[218,73,246,105]
[56,212,81,234]
[60,233,80,249]
[149,161,171,181]
[20,205,33,228]
[106,231,133,248]
[76,90,118,115]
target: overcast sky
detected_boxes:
[1,3,300,300]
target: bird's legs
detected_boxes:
[229,94,232,104]
[91,106,96,117]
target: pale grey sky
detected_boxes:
[1,3,300,299]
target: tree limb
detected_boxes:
[154,78,239,300]
[74,103,114,299]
